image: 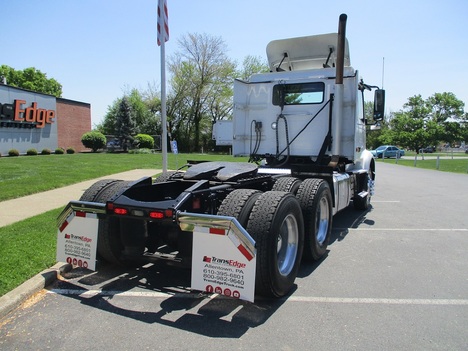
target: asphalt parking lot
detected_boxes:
[1,162,467,350]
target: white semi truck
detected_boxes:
[57,14,384,302]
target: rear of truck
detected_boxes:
[57,14,384,302]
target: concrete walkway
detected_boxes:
[0,169,161,228]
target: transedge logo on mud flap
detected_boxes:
[64,233,92,243]
[207,256,246,269]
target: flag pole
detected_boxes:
[161,39,168,174]
[158,0,169,174]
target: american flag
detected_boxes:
[157,0,169,46]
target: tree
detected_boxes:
[97,87,161,137]
[140,82,162,135]
[384,93,466,152]
[97,98,121,135]
[386,111,433,152]
[238,55,269,81]
[167,33,237,152]
[115,97,136,151]
[427,92,466,146]
[0,65,62,97]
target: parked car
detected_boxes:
[419,146,435,153]
[106,139,123,151]
[371,145,405,158]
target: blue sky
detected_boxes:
[1,0,467,127]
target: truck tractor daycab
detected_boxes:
[59,14,384,299]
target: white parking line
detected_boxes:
[287,296,468,305]
[372,200,401,203]
[335,228,468,232]
[49,289,468,306]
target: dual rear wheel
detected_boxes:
[219,189,304,298]
[79,179,144,266]
[218,178,333,298]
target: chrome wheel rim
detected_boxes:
[315,196,330,245]
[277,213,299,276]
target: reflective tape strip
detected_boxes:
[193,226,226,235]
[59,212,75,232]
[193,226,253,261]
[59,219,69,233]
[209,227,225,235]
[237,244,254,261]
[59,211,97,232]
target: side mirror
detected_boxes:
[373,89,385,121]
[370,122,381,131]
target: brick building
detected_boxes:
[56,98,91,151]
[0,84,91,155]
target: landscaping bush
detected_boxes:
[55,147,65,154]
[66,147,75,154]
[135,134,154,149]
[26,148,38,156]
[41,148,52,155]
[8,149,20,157]
[81,131,106,152]
[128,148,153,154]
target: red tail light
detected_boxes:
[114,207,128,215]
[149,211,164,219]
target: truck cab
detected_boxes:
[232,33,371,169]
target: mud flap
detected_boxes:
[56,201,106,271]
[178,212,257,303]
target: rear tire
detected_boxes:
[81,180,139,265]
[153,171,184,183]
[272,177,302,195]
[79,179,121,202]
[296,179,332,261]
[247,191,304,298]
[217,189,263,227]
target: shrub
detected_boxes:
[66,147,75,154]
[55,147,65,154]
[26,148,38,156]
[81,131,106,152]
[8,149,20,157]
[134,134,154,149]
[41,148,51,155]
[128,148,153,154]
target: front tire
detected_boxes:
[354,172,373,211]
[247,191,304,298]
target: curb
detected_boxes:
[0,262,72,320]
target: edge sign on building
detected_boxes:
[1,99,56,129]
[0,84,91,155]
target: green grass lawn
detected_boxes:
[0,209,61,296]
[0,152,247,201]
[378,157,468,174]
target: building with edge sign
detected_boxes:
[0,84,91,156]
